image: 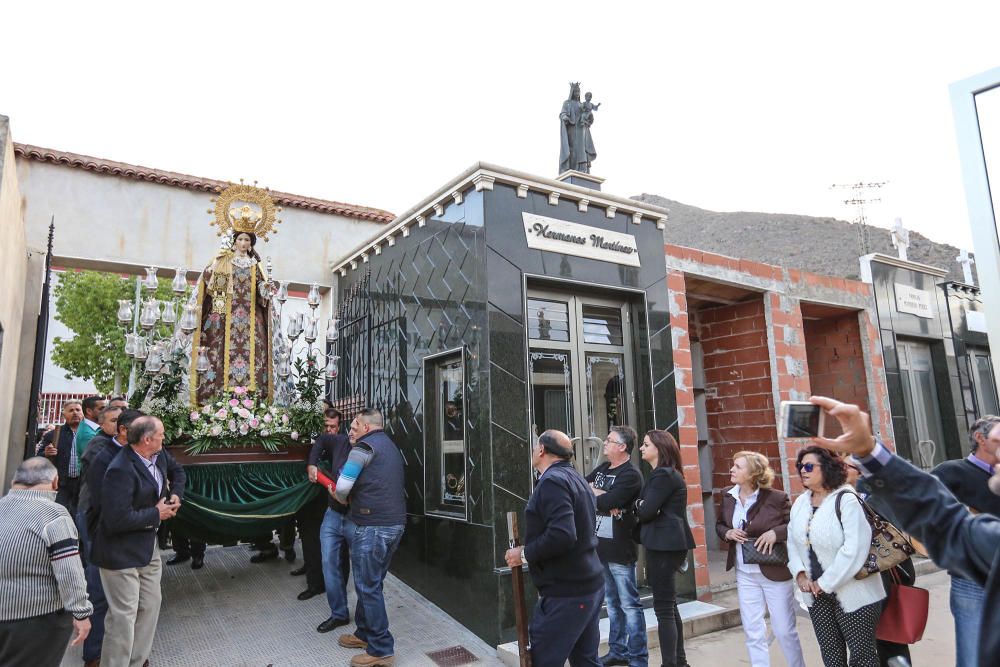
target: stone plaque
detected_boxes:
[894,283,934,318]
[967,310,988,333]
[522,212,640,267]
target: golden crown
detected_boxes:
[208,181,283,241]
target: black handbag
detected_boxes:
[740,540,789,566]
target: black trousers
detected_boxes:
[646,549,687,667]
[297,495,327,591]
[173,534,206,558]
[0,610,73,667]
[807,593,882,667]
[528,588,603,667]
[55,476,80,516]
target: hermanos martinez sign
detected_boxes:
[522,212,641,267]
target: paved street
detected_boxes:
[61,544,500,667]
[666,569,956,665]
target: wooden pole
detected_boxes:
[507,511,532,667]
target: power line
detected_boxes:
[831,181,887,256]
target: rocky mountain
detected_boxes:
[633,193,974,284]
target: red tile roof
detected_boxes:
[13,143,395,223]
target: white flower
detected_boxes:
[228,419,237,431]
[239,424,249,436]
[282,414,289,425]
[210,425,223,437]
[290,431,299,441]
[261,429,270,437]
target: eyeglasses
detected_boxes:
[796,462,816,473]
[604,437,623,446]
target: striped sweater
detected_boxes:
[0,488,93,621]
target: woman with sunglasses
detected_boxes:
[635,430,695,667]
[787,446,885,667]
[716,451,805,667]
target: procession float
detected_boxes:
[117,182,339,543]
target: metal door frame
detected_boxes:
[525,287,637,475]
[898,339,945,468]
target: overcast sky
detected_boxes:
[3,2,998,249]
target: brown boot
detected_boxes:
[83,661,101,667]
[338,634,368,649]
[350,654,394,667]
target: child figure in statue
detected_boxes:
[581,92,601,127]
[191,225,274,405]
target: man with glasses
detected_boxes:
[585,426,646,667]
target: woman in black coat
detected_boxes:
[636,430,695,667]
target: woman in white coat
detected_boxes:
[787,445,885,667]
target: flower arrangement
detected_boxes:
[183,386,297,455]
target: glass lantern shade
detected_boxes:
[139,300,158,330]
[124,333,137,357]
[161,301,177,324]
[144,267,159,291]
[195,346,211,373]
[304,317,318,344]
[276,281,289,303]
[326,317,339,343]
[145,343,164,374]
[307,283,321,308]
[133,336,149,361]
[325,355,340,379]
[180,304,198,334]
[286,315,300,340]
[117,300,133,325]
[171,267,188,295]
[277,353,291,379]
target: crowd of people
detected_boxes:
[0,400,405,667]
[504,398,1000,667]
[4,393,1000,667]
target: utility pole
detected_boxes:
[832,181,887,256]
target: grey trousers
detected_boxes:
[99,548,163,667]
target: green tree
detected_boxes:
[51,270,177,394]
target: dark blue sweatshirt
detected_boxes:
[523,460,603,597]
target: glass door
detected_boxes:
[526,289,635,475]
[970,348,1000,417]
[898,340,946,469]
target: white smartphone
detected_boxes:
[780,401,825,439]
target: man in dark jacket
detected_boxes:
[37,399,85,513]
[931,415,1000,667]
[505,429,604,667]
[813,396,1000,667]
[332,408,406,667]
[91,415,183,667]
[309,408,352,631]
[586,426,645,667]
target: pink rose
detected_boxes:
[210,425,223,436]
[281,414,289,425]
[190,412,201,421]
[229,399,239,407]
[227,419,237,431]
[234,386,247,396]
[238,408,251,419]
[216,409,228,419]
[239,424,249,435]
[290,431,299,441]
[242,399,254,409]
[249,418,260,429]
[263,414,273,424]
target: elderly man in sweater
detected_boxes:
[0,457,93,667]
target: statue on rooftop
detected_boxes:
[559,82,598,174]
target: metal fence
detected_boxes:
[36,392,103,427]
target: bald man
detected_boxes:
[505,430,604,666]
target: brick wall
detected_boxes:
[667,269,711,598]
[765,293,812,495]
[695,299,779,496]
[803,313,870,438]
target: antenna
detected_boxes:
[831,181,887,256]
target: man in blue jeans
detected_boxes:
[586,426,646,667]
[333,408,406,667]
[308,408,353,633]
[931,415,1000,667]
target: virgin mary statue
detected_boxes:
[190,184,281,406]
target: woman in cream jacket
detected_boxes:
[787,446,885,667]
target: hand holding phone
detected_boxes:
[780,401,825,439]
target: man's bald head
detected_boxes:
[538,429,573,459]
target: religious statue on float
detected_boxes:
[189,183,282,406]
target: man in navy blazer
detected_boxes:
[92,416,181,667]
[813,396,1000,667]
